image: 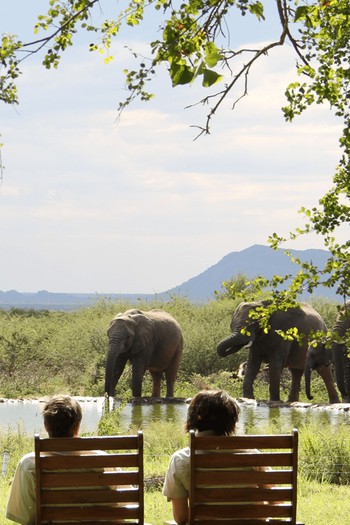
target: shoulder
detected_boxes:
[171,447,190,462]
[18,452,36,471]
[168,447,190,474]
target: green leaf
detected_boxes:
[248,2,265,21]
[202,69,223,87]
[204,42,222,67]
[170,62,194,86]
[294,6,309,22]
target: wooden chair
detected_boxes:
[35,431,150,525]
[165,429,304,525]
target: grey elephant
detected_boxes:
[305,300,350,403]
[104,309,183,398]
[216,300,339,403]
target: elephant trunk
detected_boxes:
[104,336,127,397]
[217,332,249,357]
[304,364,313,400]
[104,348,117,397]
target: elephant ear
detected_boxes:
[107,314,137,340]
[129,313,156,356]
[107,317,119,338]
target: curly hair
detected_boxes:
[184,390,240,436]
[43,395,82,438]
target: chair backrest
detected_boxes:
[189,428,301,525]
[35,431,144,525]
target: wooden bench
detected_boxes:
[165,428,304,524]
[35,431,151,525]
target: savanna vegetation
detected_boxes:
[0,295,342,400]
[1,296,350,524]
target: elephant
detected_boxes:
[104,308,183,398]
[216,300,339,403]
[305,300,350,403]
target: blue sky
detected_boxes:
[0,1,343,294]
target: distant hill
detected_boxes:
[168,244,332,301]
[0,245,338,310]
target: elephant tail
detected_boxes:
[304,365,313,400]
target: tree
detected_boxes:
[215,272,262,300]
[1,1,349,327]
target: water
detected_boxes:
[0,398,104,435]
[0,397,349,435]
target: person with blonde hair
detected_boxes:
[6,395,82,525]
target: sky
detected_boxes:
[0,1,344,294]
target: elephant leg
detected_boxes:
[242,354,262,399]
[131,359,146,397]
[268,361,283,402]
[164,370,175,398]
[316,365,340,404]
[343,355,350,402]
[164,357,181,398]
[288,368,303,402]
[333,345,350,403]
[343,349,350,399]
[149,371,163,397]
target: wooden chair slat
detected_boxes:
[192,434,294,450]
[41,522,140,525]
[41,487,139,505]
[194,486,293,502]
[40,470,139,487]
[194,451,293,468]
[190,517,296,525]
[38,435,140,452]
[194,502,293,519]
[41,522,141,525]
[195,468,293,485]
[40,453,140,469]
[41,505,139,520]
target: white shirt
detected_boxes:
[6,452,36,525]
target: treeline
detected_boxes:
[0,296,341,400]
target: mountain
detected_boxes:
[0,245,337,310]
[168,244,332,301]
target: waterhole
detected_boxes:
[1,397,349,435]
